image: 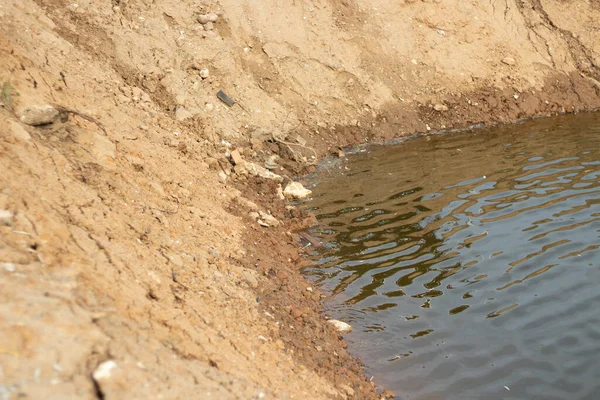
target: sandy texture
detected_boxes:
[0,0,599,399]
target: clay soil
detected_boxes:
[1,0,599,399]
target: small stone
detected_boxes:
[230,149,243,165]
[131,87,143,102]
[205,157,219,170]
[199,67,210,79]
[92,360,117,381]
[0,209,14,226]
[283,182,312,199]
[264,155,278,170]
[203,21,214,31]
[258,211,280,227]
[381,389,397,399]
[197,12,218,24]
[205,103,214,111]
[218,171,228,183]
[306,287,313,292]
[19,105,60,126]
[502,57,516,66]
[327,319,352,333]
[91,133,116,166]
[244,161,284,182]
[2,263,15,273]
[233,164,247,175]
[242,270,258,288]
[276,184,285,201]
[433,103,448,112]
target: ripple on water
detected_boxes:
[303,114,600,400]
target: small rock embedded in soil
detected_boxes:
[197,12,218,24]
[93,360,117,381]
[433,103,448,111]
[265,154,279,170]
[244,161,284,182]
[242,269,259,288]
[501,57,516,66]
[2,263,15,272]
[381,389,397,399]
[0,209,14,226]
[19,105,60,126]
[258,210,280,227]
[276,184,285,200]
[327,319,352,333]
[199,67,210,79]
[230,149,243,165]
[283,182,312,199]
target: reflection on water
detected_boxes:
[302,114,600,399]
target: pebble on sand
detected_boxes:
[19,105,60,126]
[197,12,218,24]
[327,319,353,333]
[0,209,14,226]
[229,149,243,165]
[501,57,516,66]
[2,263,15,273]
[199,67,210,79]
[283,182,312,199]
[92,360,118,381]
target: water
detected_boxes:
[302,114,600,400]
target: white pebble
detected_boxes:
[327,319,353,333]
[3,263,15,273]
[0,209,14,226]
[93,360,117,380]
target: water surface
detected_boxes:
[303,114,600,399]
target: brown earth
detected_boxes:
[0,0,599,399]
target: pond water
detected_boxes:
[302,114,600,400]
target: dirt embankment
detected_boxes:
[1,0,599,399]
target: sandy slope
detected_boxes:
[1,0,599,399]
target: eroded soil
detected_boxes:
[1,0,599,399]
